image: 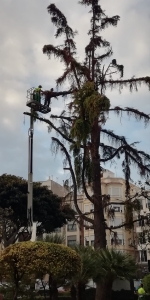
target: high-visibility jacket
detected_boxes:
[34,87,41,93]
[138,287,145,295]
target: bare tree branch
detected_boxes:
[100,76,150,90]
[82,147,94,203]
[52,137,94,224]
[24,112,74,144]
[51,114,74,122]
[127,151,150,174]
[106,216,147,231]
[46,89,75,98]
[109,107,150,125]
[101,145,125,162]
[103,195,139,208]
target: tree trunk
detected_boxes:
[77,282,85,300]
[13,284,19,300]
[95,280,113,300]
[49,287,52,300]
[43,286,47,300]
[91,122,107,300]
[49,276,52,300]
[51,282,58,300]
[130,279,134,300]
[80,217,84,246]
[70,284,77,300]
[49,278,58,300]
[91,122,106,249]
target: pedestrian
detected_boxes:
[33,85,43,103]
[138,283,146,300]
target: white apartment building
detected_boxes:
[40,178,82,246]
[41,173,150,272]
[134,185,150,272]
[40,177,68,198]
[83,170,136,254]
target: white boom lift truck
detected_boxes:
[26,87,51,241]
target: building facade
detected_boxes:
[45,172,135,252]
[134,185,150,273]
[83,170,134,253]
[41,173,150,272]
[40,177,68,198]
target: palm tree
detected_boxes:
[70,245,95,300]
[93,248,137,300]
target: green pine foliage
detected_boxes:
[70,82,110,147]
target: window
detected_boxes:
[114,218,122,227]
[112,204,123,213]
[90,204,94,212]
[138,215,145,227]
[91,240,94,246]
[67,221,77,232]
[108,187,122,197]
[67,235,76,246]
[117,234,124,245]
[110,233,124,246]
[110,219,113,227]
[90,236,94,246]
[85,221,91,229]
[148,200,150,210]
[109,204,124,213]
[140,250,147,262]
[147,213,150,224]
[113,206,120,212]
[138,232,146,244]
[136,199,143,210]
[84,204,94,214]
[110,217,122,227]
[84,205,90,213]
[85,240,89,246]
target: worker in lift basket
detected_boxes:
[33,85,43,103]
[43,88,57,107]
[138,284,146,300]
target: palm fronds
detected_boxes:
[93,248,137,282]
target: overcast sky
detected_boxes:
[0,0,150,185]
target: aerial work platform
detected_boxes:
[26,87,51,114]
